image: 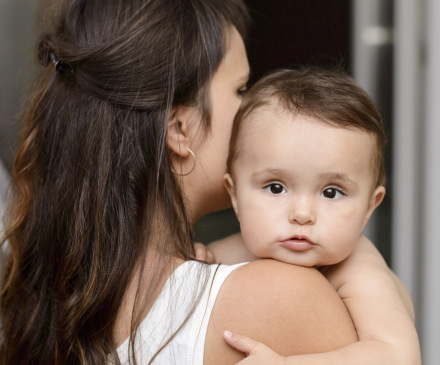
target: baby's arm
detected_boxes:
[207,233,259,264]
[224,235,421,365]
[388,268,416,323]
[316,234,420,364]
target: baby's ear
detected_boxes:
[363,186,386,227]
[224,173,239,220]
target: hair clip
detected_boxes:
[50,53,73,77]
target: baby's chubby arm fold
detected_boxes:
[388,268,416,323]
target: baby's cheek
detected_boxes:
[334,206,365,235]
[320,219,360,264]
[241,227,260,254]
[249,243,272,259]
[240,223,267,258]
[238,198,276,258]
[344,204,368,227]
[329,229,360,263]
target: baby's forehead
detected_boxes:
[236,102,378,181]
[241,100,370,141]
[239,99,288,135]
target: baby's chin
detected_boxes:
[261,249,340,268]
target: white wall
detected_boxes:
[352,0,393,257]
[393,0,439,363]
[420,0,440,362]
[355,0,440,363]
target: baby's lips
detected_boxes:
[279,236,315,251]
[285,234,315,245]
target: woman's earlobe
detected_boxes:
[166,106,196,157]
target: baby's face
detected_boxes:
[225,106,384,266]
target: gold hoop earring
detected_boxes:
[171,148,196,176]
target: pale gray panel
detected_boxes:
[392,0,423,307]
[421,0,440,362]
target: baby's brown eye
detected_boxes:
[322,188,345,199]
[322,188,337,198]
[269,184,284,194]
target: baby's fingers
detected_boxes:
[206,249,215,264]
[223,331,258,356]
[193,242,206,261]
[193,242,216,263]
[223,331,286,365]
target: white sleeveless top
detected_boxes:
[115,260,247,365]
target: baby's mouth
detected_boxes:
[279,235,316,251]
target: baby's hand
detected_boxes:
[193,242,215,263]
[223,331,285,365]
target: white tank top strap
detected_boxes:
[187,261,247,365]
[115,260,247,365]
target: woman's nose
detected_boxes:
[288,197,316,225]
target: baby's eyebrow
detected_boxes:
[252,168,287,178]
[322,172,358,187]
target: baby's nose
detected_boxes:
[288,197,316,225]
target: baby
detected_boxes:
[209,68,421,364]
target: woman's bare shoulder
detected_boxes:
[204,259,358,364]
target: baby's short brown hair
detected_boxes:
[227,67,387,188]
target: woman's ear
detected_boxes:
[363,186,386,228]
[166,106,198,158]
[224,173,239,220]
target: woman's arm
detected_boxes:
[203,259,358,364]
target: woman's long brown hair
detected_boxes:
[0,0,248,363]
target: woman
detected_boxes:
[0,0,357,363]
